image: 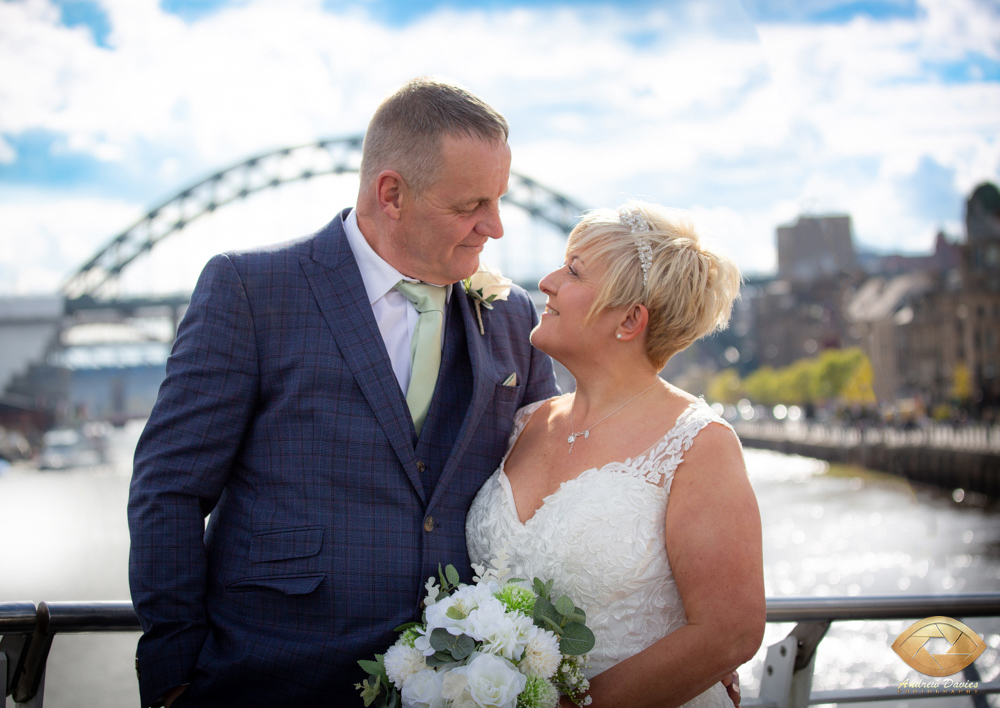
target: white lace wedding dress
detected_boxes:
[466,397,734,708]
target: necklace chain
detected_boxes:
[567,381,659,454]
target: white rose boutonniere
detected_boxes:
[463,263,512,335]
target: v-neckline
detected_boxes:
[498,398,702,527]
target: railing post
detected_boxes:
[758,621,830,708]
[759,636,798,708]
[1,601,38,707]
[11,605,53,707]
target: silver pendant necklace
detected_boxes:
[567,381,659,453]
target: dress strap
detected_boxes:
[503,398,550,457]
[642,398,736,489]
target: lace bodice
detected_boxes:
[466,397,733,708]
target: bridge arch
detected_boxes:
[61,136,585,300]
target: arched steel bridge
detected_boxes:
[60,136,586,304]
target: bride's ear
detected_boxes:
[616,303,648,342]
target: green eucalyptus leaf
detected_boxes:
[533,595,561,629]
[445,564,462,588]
[446,605,467,621]
[451,633,475,660]
[555,595,576,618]
[426,652,453,668]
[429,627,452,651]
[429,628,476,661]
[394,621,421,633]
[559,621,596,655]
[385,687,398,708]
[539,614,563,634]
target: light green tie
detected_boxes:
[394,280,447,435]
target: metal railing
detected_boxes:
[2,595,998,707]
[1,601,139,707]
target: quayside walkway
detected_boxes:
[736,420,1000,497]
[2,594,998,707]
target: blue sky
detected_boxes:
[1,0,998,293]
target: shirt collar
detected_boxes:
[342,209,452,304]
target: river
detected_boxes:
[0,422,997,707]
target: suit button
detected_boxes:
[417,461,426,473]
[423,516,435,532]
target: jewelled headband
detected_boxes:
[618,205,653,287]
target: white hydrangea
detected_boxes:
[471,604,535,661]
[519,628,562,679]
[422,583,494,645]
[383,643,427,690]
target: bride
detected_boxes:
[467,202,765,708]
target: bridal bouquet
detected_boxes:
[356,554,594,708]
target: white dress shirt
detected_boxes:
[342,209,451,395]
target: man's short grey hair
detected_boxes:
[360,77,509,196]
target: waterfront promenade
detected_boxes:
[736,419,1000,498]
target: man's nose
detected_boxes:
[474,202,503,239]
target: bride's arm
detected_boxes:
[573,423,765,708]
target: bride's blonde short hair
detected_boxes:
[567,201,742,369]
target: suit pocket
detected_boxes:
[223,571,331,634]
[494,381,520,404]
[250,526,323,563]
[226,573,325,595]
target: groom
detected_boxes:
[128,77,560,707]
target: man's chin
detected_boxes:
[454,255,481,282]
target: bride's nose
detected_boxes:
[538,269,558,295]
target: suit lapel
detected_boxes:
[429,283,501,507]
[299,213,425,503]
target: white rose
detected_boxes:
[450,653,526,708]
[440,670,469,701]
[467,263,512,307]
[400,669,447,708]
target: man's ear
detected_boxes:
[375,170,407,221]
[617,303,649,342]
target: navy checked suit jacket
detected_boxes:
[127,209,559,707]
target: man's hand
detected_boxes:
[162,684,187,708]
[723,671,740,707]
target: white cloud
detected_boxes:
[0,0,998,294]
[0,192,143,294]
